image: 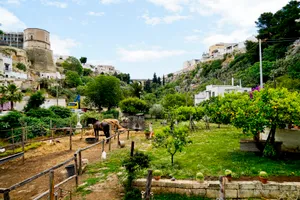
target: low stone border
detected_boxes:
[133,179,300,199]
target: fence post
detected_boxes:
[109,137,111,151]
[25,123,28,142]
[22,127,25,163]
[11,128,14,153]
[144,170,153,200]
[78,149,82,175]
[117,131,120,148]
[3,189,10,200]
[102,139,105,152]
[127,130,130,140]
[130,141,134,157]
[74,154,78,188]
[49,170,55,200]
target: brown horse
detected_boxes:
[93,120,110,143]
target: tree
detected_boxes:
[130,82,142,98]
[49,106,72,118]
[119,97,148,114]
[149,104,164,119]
[162,75,165,86]
[62,56,83,75]
[83,68,93,76]
[65,71,82,88]
[141,93,156,108]
[157,77,161,85]
[154,125,190,165]
[24,91,45,112]
[152,73,158,83]
[144,79,151,93]
[6,84,23,110]
[0,85,8,112]
[116,73,130,84]
[256,1,300,59]
[85,75,122,110]
[79,57,87,64]
[161,93,193,110]
[0,30,3,35]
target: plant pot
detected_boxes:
[153,176,161,181]
[145,133,150,139]
[226,175,232,182]
[259,177,268,184]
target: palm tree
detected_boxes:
[6,84,23,110]
[131,82,143,99]
[0,85,8,112]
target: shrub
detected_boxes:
[26,108,55,118]
[103,114,114,119]
[102,109,119,119]
[153,170,162,176]
[0,111,23,138]
[49,106,72,118]
[119,97,148,114]
[16,63,26,71]
[149,104,164,119]
[196,172,204,182]
[24,91,45,112]
[28,122,48,138]
[259,171,268,178]
[225,169,232,176]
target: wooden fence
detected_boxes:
[0,129,128,200]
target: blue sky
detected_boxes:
[0,0,290,79]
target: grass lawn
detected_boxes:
[133,121,300,179]
[77,120,300,197]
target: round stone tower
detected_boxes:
[24,28,51,50]
[23,28,55,72]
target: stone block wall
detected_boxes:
[133,179,300,199]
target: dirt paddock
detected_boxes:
[0,131,133,200]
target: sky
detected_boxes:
[0,0,291,79]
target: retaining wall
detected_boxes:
[133,179,300,199]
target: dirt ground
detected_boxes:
[0,131,132,200]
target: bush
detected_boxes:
[119,97,148,114]
[103,114,114,119]
[49,106,72,118]
[16,63,26,71]
[102,109,119,119]
[24,91,45,112]
[28,122,48,138]
[149,104,164,119]
[0,111,23,138]
[26,108,55,118]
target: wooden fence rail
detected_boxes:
[0,129,126,200]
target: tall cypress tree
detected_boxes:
[153,73,158,83]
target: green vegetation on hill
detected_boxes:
[166,1,300,93]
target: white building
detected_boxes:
[194,84,251,105]
[95,65,117,75]
[183,59,201,69]
[0,53,28,79]
[40,72,63,80]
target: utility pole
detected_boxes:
[259,39,263,88]
[56,79,59,106]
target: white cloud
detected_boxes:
[87,11,105,16]
[117,47,188,62]
[141,12,191,25]
[100,0,120,4]
[51,35,80,55]
[0,7,26,31]
[89,59,115,65]
[6,0,22,4]
[201,29,252,47]
[189,0,290,29]
[147,0,189,12]
[184,35,201,42]
[193,29,202,33]
[41,0,68,8]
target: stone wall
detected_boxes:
[26,48,56,72]
[133,179,300,199]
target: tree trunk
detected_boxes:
[10,101,14,110]
[218,124,220,128]
[171,154,174,166]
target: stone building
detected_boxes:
[0,32,24,49]
[24,28,51,50]
[23,28,56,72]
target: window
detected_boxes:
[212,92,215,97]
[4,64,10,71]
[31,35,33,40]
